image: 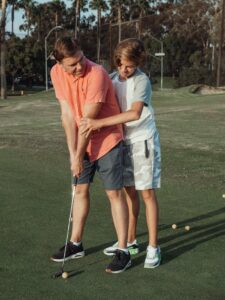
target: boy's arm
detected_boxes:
[80,101,144,136]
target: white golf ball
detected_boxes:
[62,272,69,279]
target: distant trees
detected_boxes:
[1,0,7,99]
[1,0,225,95]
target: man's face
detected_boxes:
[117,56,137,80]
[60,51,86,77]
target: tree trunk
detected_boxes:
[118,5,121,42]
[55,12,58,40]
[216,0,225,87]
[75,0,80,39]
[11,3,15,35]
[97,6,101,63]
[1,0,7,99]
[109,21,113,71]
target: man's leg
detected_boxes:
[51,154,94,262]
[70,183,90,242]
[105,189,128,249]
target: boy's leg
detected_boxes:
[124,186,139,243]
[141,188,161,269]
[141,189,158,247]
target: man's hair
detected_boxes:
[53,37,81,62]
[114,38,146,67]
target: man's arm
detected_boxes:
[72,102,103,177]
[59,99,78,169]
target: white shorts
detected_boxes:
[123,131,161,190]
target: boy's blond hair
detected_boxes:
[114,38,146,67]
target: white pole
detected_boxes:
[161,41,163,90]
[45,37,48,91]
[45,26,63,92]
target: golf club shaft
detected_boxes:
[61,182,76,271]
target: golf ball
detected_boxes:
[172,224,177,229]
[222,194,225,199]
[62,272,69,279]
[185,225,190,231]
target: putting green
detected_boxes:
[0,87,224,299]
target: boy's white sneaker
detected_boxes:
[103,240,139,256]
[144,245,161,268]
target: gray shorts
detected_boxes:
[73,142,123,190]
[123,131,161,190]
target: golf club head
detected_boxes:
[51,270,63,279]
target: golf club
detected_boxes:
[52,178,77,279]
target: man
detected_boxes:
[50,37,131,274]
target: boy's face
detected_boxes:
[117,56,137,80]
[60,51,86,77]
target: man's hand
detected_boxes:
[80,118,102,137]
[70,155,84,178]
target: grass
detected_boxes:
[0,87,225,300]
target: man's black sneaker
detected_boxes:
[105,250,131,274]
[50,242,85,262]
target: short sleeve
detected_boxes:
[131,75,152,105]
[50,65,66,101]
[85,67,108,104]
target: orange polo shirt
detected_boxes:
[51,59,123,161]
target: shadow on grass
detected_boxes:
[159,206,225,232]
[161,220,225,265]
[86,231,148,256]
[132,207,225,267]
[50,270,84,280]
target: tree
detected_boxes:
[129,0,150,37]
[19,0,37,36]
[8,0,21,35]
[216,0,225,86]
[69,0,88,38]
[1,0,7,99]
[89,0,109,62]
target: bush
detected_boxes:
[175,67,221,87]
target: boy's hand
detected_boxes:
[80,118,102,137]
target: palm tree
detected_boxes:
[217,0,225,86]
[1,0,7,99]
[129,0,150,38]
[70,0,88,38]
[110,0,127,42]
[19,0,37,36]
[89,0,109,62]
[8,0,21,35]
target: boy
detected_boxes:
[81,38,161,268]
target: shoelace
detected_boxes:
[147,248,157,259]
[111,250,123,264]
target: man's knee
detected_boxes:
[106,189,122,201]
[75,184,89,198]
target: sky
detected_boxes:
[6,0,72,36]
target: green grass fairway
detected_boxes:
[0,88,225,300]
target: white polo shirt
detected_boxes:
[111,69,157,144]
